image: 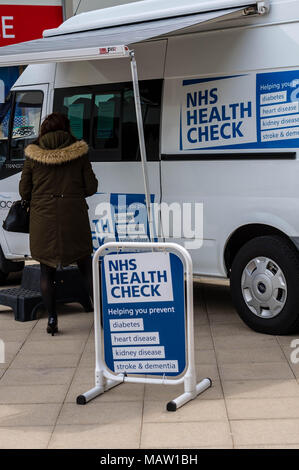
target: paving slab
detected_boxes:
[20,339,86,356]
[0,404,60,426]
[226,397,299,420]
[214,334,279,350]
[219,362,294,381]
[222,379,299,399]
[0,384,69,404]
[0,329,31,342]
[231,419,299,446]
[0,342,24,368]
[0,367,75,386]
[10,352,81,369]
[0,426,53,449]
[57,401,143,426]
[48,424,141,449]
[140,421,233,449]
[143,399,228,423]
[216,347,286,364]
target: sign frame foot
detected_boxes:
[76,386,103,405]
[77,378,124,405]
[167,377,212,412]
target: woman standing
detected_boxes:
[19,113,98,335]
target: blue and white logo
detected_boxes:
[180,69,299,151]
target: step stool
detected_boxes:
[0,264,93,322]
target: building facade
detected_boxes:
[64,0,142,17]
[0,1,63,101]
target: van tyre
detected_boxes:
[230,235,299,335]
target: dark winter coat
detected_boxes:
[19,131,98,268]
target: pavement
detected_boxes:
[0,267,299,449]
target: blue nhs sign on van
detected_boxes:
[180,70,299,151]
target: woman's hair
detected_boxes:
[38,112,71,140]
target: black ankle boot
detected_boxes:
[47,314,58,336]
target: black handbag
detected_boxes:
[2,199,30,233]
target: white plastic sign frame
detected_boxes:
[77,241,212,411]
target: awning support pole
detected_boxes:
[130,50,154,242]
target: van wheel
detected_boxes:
[230,235,299,335]
[0,269,8,286]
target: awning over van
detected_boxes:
[44,0,269,37]
[0,1,269,67]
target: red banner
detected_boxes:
[0,5,63,47]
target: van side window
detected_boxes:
[122,81,162,161]
[93,92,121,151]
[63,93,92,141]
[10,90,43,160]
[53,79,162,161]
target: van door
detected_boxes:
[53,80,162,248]
[1,84,48,256]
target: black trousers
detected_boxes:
[40,255,93,317]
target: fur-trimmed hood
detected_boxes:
[25,140,89,165]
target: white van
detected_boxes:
[0,0,299,335]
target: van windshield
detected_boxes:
[0,90,44,165]
[10,91,43,160]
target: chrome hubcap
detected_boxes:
[241,257,287,319]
